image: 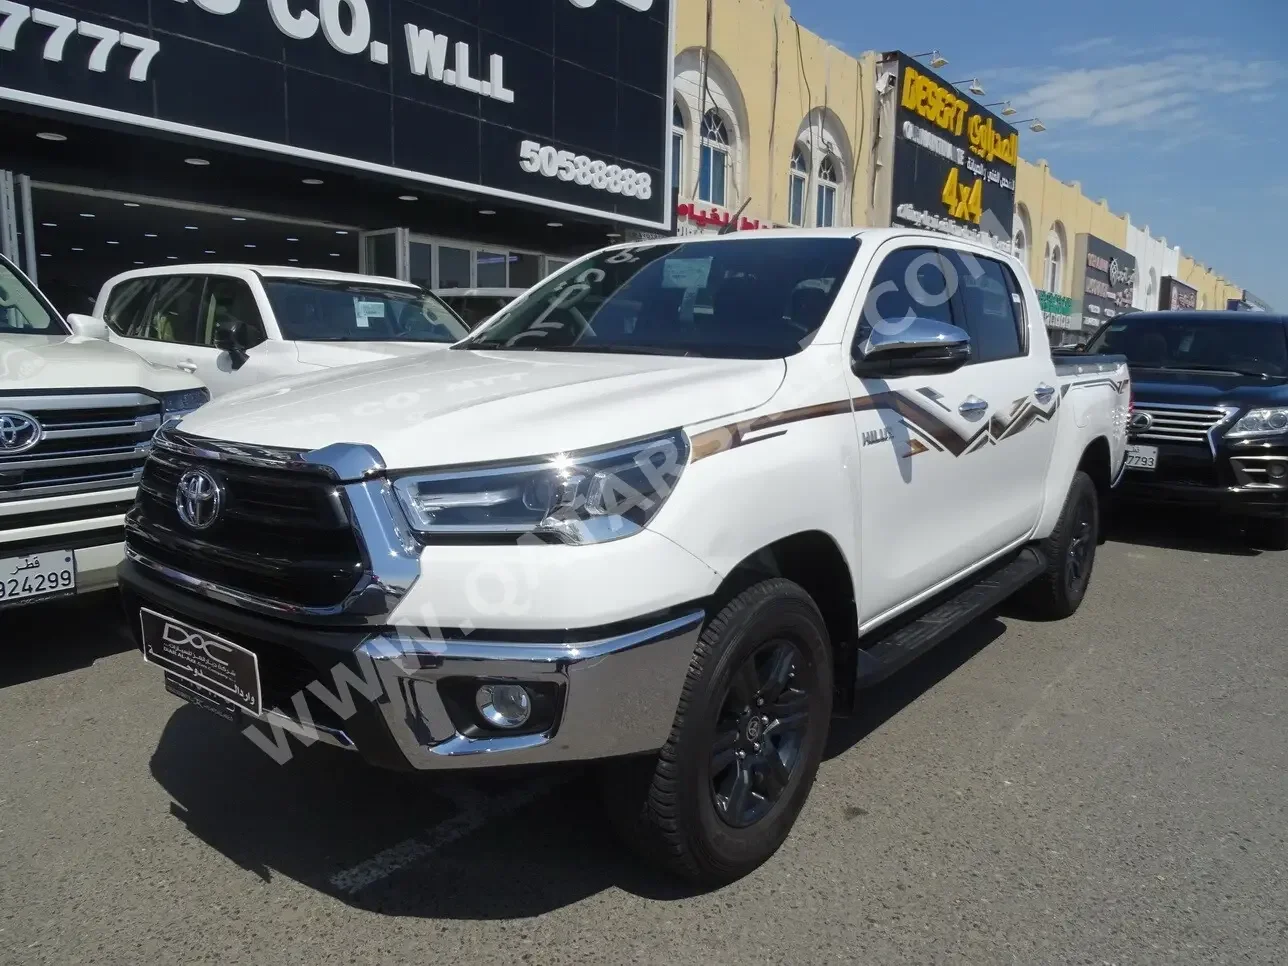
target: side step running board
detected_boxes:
[854,547,1047,689]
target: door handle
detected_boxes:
[958,396,989,417]
[176,362,197,374]
[1034,384,1056,402]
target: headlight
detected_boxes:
[159,387,210,417]
[392,431,689,545]
[1227,408,1288,438]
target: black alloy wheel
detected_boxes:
[1064,489,1097,599]
[709,639,811,828]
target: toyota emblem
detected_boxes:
[1129,411,1154,432]
[175,468,224,530]
[0,411,42,455]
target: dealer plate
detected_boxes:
[0,550,76,609]
[1125,444,1158,471]
[139,607,262,717]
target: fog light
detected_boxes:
[1270,464,1287,480]
[475,684,532,729]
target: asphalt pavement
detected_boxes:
[2,507,1285,965]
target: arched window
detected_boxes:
[1044,223,1066,294]
[699,110,729,207]
[1013,204,1031,269]
[816,154,838,227]
[788,146,808,226]
[671,102,685,196]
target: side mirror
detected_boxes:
[66,313,109,341]
[852,317,971,377]
[214,317,250,370]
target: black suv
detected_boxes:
[1084,310,1288,549]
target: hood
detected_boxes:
[0,333,204,393]
[293,340,452,368]
[1130,367,1288,409]
[177,348,787,469]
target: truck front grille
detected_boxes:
[0,392,160,500]
[1131,404,1229,444]
[126,450,366,610]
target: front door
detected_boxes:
[846,243,1057,626]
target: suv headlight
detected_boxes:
[1227,408,1288,438]
[159,388,211,418]
[392,431,689,545]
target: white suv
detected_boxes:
[0,254,207,611]
[86,265,469,397]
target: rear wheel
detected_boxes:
[599,578,832,885]
[1018,470,1099,620]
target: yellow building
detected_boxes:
[668,0,1249,316]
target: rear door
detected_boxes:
[104,275,206,377]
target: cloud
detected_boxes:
[1009,53,1280,138]
[1056,36,1116,56]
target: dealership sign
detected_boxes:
[0,0,675,228]
[1159,275,1197,311]
[880,52,1018,251]
[1073,234,1136,331]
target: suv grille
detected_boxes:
[126,450,365,609]
[0,392,160,502]
[1131,404,1229,444]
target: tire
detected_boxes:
[1249,517,1288,551]
[598,578,833,886]
[1018,470,1100,620]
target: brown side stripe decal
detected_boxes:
[692,387,1067,463]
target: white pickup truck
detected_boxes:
[0,254,207,612]
[117,228,1129,884]
[78,265,469,398]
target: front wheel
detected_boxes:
[1018,470,1100,620]
[599,578,833,885]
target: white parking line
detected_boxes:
[329,776,563,894]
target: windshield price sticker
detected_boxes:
[662,258,713,290]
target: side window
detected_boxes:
[201,277,267,348]
[943,250,1024,363]
[146,276,204,345]
[103,278,157,338]
[855,247,955,347]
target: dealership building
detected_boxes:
[0,0,674,314]
[0,0,1262,325]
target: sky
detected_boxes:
[790,0,1286,310]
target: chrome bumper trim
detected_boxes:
[357,609,706,769]
[258,709,357,752]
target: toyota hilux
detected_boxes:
[117,228,1129,883]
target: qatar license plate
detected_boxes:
[0,550,76,608]
[1125,444,1158,471]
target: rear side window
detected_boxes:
[103,278,157,338]
[942,250,1025,363]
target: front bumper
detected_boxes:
[118,559,704,771]
[1116,475,1288,517]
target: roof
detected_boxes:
[614,226,1016,257]
[1109,310,1287,325]
[102,263,416,288]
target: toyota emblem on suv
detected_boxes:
[176,469,224,530]
[0,411,42,455]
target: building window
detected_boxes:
[1043,224,1066,294]
[698,110,729,207]
[788,146,808,226]
[672,103,685,196]
[815,154,838,227]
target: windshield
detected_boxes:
[441,294,518,330]
[458,237,861,359]
[263,280,468,343]
[1087,315,1288,377]
[0,256,66,336]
